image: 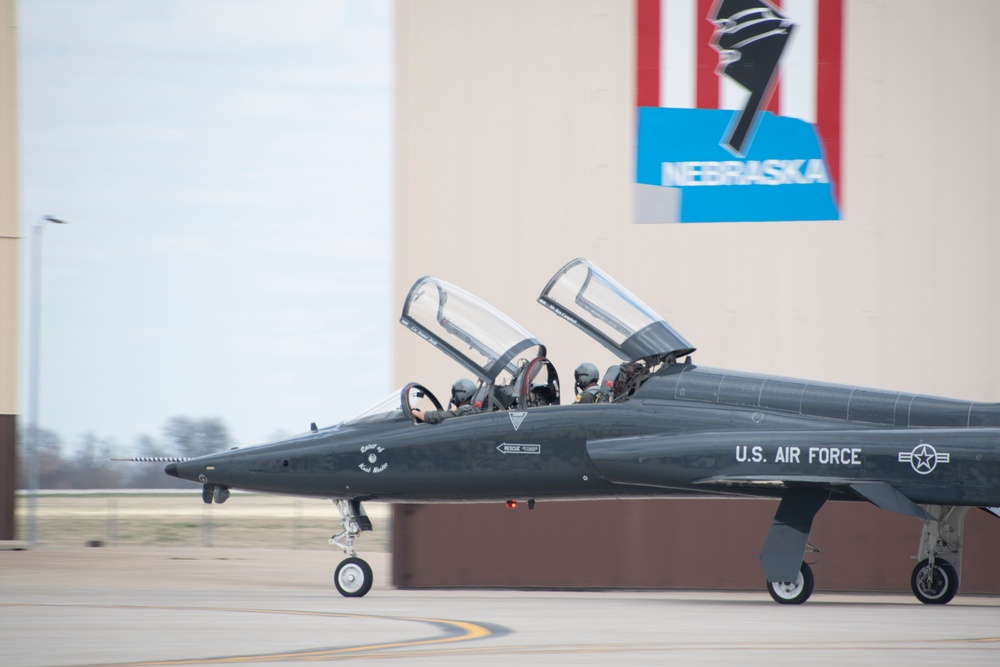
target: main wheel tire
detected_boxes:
[910,558,958,605]
[767,562,815,605]
[335,557,373,597]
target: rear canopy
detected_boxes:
[538,257,695,362]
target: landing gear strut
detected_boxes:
[759,488,828,605]
[911,505,968,604]
[330,498,374,597]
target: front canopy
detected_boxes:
[538,258,695,362]
[401,276,545,383]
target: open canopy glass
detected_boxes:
[401,276,545,383]
[538,258,695,362]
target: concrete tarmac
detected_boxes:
[2,547,998,666]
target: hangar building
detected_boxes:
[389,0,1000,593]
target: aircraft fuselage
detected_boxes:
[167,362,1000,507]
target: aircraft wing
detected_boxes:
[692,475,933,520]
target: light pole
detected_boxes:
[25,215,66,546]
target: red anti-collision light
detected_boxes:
[505,499,517,509]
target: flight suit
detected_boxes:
[575,385,605,404]
[422,403,478,424]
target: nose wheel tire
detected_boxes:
[767,562,814,605]
[335,557,373,597]
[911,558,958,605]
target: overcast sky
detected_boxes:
[18,0,393,451]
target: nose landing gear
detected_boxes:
[335,557,374,597]
[330,498,374,597]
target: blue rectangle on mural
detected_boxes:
[636,107,840,223]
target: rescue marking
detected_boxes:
[509,411,527,431]
[359,443,388,474]
[898,443,950,475]
[497,443,541,455]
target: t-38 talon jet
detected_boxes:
[164,258,1000,604]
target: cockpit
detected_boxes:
[538,258,696,401]
[385,258,696,423]
[401,277,561,414]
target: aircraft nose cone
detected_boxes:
[164,462,179,478]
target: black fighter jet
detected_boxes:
[164,258,1000,604]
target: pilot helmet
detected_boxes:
[574,362,599,391]
[451,378,477,405]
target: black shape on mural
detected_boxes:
[710,0,794,156]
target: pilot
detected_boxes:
[574,362,606,404]
[411,378,480,423]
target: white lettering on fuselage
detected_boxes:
[734,445,862,466]
[735,445,766,463]
[497,443,541,455]
[773,446,801,463]
[359,443,387,474]
[808,447,861,465]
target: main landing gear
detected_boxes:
[330,499,374,597]
[767,561,815,605]
[911,558,958,604]
[761,501,971,605]
[758,487,978,605]
[759,488,828,605]
[910,505,968,605]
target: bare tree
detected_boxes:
[16,417,234,489]
[16,426,70,488]
[71,433,124,488]
[162,416,233,458]
[122,434,191,489]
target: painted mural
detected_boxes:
[635,0,843,223]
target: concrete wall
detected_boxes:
[392,0,1000,591]
[0,0,19,541]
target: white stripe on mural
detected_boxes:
[780,0,818,123]
[719,78,747,111]
[658,0,819,117]
[661,0,696,108]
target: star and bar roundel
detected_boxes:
[898,443,951,476]
[635,0,844,223]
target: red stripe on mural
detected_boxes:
[696,0,718,109]
[816,0,843,207]
[764,0,781,115]
[636,0,661,107]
